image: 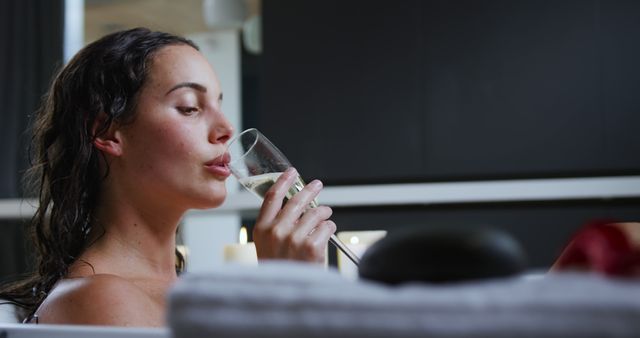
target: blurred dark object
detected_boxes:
[358,227,527,285]
[551,221,640,277]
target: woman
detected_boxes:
[0,28,336,326]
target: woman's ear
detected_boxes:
[92,115,123,157]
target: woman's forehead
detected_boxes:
[147,44,220,92]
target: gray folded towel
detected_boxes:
[168,262,640,338]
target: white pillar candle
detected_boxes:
[337,230,387,280]
[223,227,258,265]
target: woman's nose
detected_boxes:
[210,113,233,144]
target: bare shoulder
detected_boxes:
[36,274,163,327]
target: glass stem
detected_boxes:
[330,234,361,266]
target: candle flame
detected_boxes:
[239,226,248,244]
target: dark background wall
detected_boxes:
[245,0,640,268]
[0,0,64,279]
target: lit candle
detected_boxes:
[337,230,387,280]
[223,227,258,265]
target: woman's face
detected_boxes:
[115,44,233,211]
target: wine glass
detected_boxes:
[226,128,360,266]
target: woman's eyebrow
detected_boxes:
[165,82,207,96]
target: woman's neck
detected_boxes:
[78,192,185,281]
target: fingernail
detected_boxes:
[311,180,323,189]
[286,167,297,176]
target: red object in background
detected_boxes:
[553,221,640,277]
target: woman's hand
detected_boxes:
[253,168,336,264]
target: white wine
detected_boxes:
[238,172,319,208]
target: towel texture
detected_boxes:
[168,262,640,338]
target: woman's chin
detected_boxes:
[193,191,227,209]
[189,199,224,210]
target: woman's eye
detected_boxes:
[177,106,199,115]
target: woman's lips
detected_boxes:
[204,153,231,178]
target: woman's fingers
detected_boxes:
[254,168,298,230]
[301,221,337,263]
[291,206,333,244]
[276,179,323,227]
[252,168,335,263]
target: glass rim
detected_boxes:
[226,128,260,164]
